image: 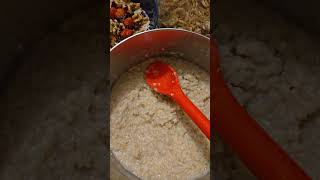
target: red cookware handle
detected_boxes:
[211,39,311,180]
[172,88,210,139]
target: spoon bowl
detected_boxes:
[145,61,180,96]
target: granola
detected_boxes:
[110,0,150,48]
[159,0,210,36]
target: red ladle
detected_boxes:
[145,61,210,140]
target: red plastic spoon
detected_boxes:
[145,61,210,139]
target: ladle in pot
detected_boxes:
[145,61,211,139]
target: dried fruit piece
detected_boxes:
[123,17,134,28]
[120,29,134,38]
[110,35,116,41]
[115,8,125,19]
[110,7,117,19]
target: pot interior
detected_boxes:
[110,29,210,180]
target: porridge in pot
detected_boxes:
[110,56,210,179]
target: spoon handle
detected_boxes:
[172,89,210,139]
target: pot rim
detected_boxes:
[110,28,209,52]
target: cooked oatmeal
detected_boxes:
[110,57,210,179]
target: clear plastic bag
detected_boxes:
[132,0,159,29]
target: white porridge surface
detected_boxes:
[110,57,210,179]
